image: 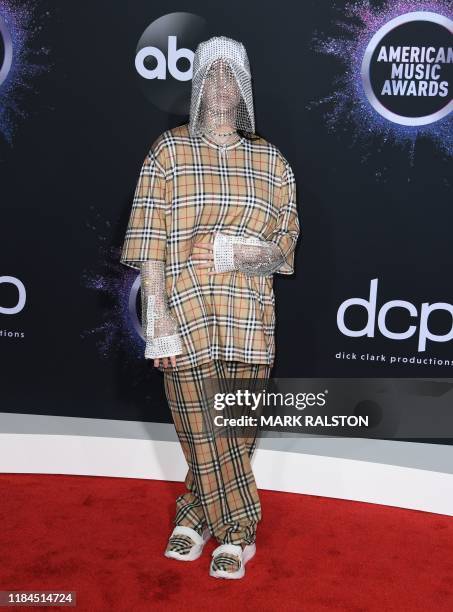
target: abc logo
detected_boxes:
[136,36,193,82]
[134,12,211,115]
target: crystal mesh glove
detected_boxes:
[212,232,284,276]
[212,232,285,277]
[140,260,183,359]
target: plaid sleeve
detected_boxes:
[267,157,300,275]
[120,144,168,270]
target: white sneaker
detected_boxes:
[209,542,256,579]
[164,525,211,561]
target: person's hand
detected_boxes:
[192,242,220,275]
[153,355,177,368]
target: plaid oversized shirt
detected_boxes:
[120,123,300,371]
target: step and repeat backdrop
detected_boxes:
[1,1,452,433]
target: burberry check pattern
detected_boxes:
[163,359,271,545]
[120,123,300,371]
[166,533,195,556]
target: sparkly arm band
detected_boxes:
[213,232,285,277]
[139,260,183,359]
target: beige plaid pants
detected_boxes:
[163,359,272,546]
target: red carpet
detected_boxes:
[0,474,452,611]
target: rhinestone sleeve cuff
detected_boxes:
[140,260,184,359]
[145,334,184,359]
[213,231,286,276]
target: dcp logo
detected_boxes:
[361,11,453,126]
[0,276,26,315]
[337,278,453,352]
[135,12,211,114]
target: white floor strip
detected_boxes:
[1,433,452,516]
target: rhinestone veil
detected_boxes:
[188,36,255,137]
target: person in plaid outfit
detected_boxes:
[120,36,300,579]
